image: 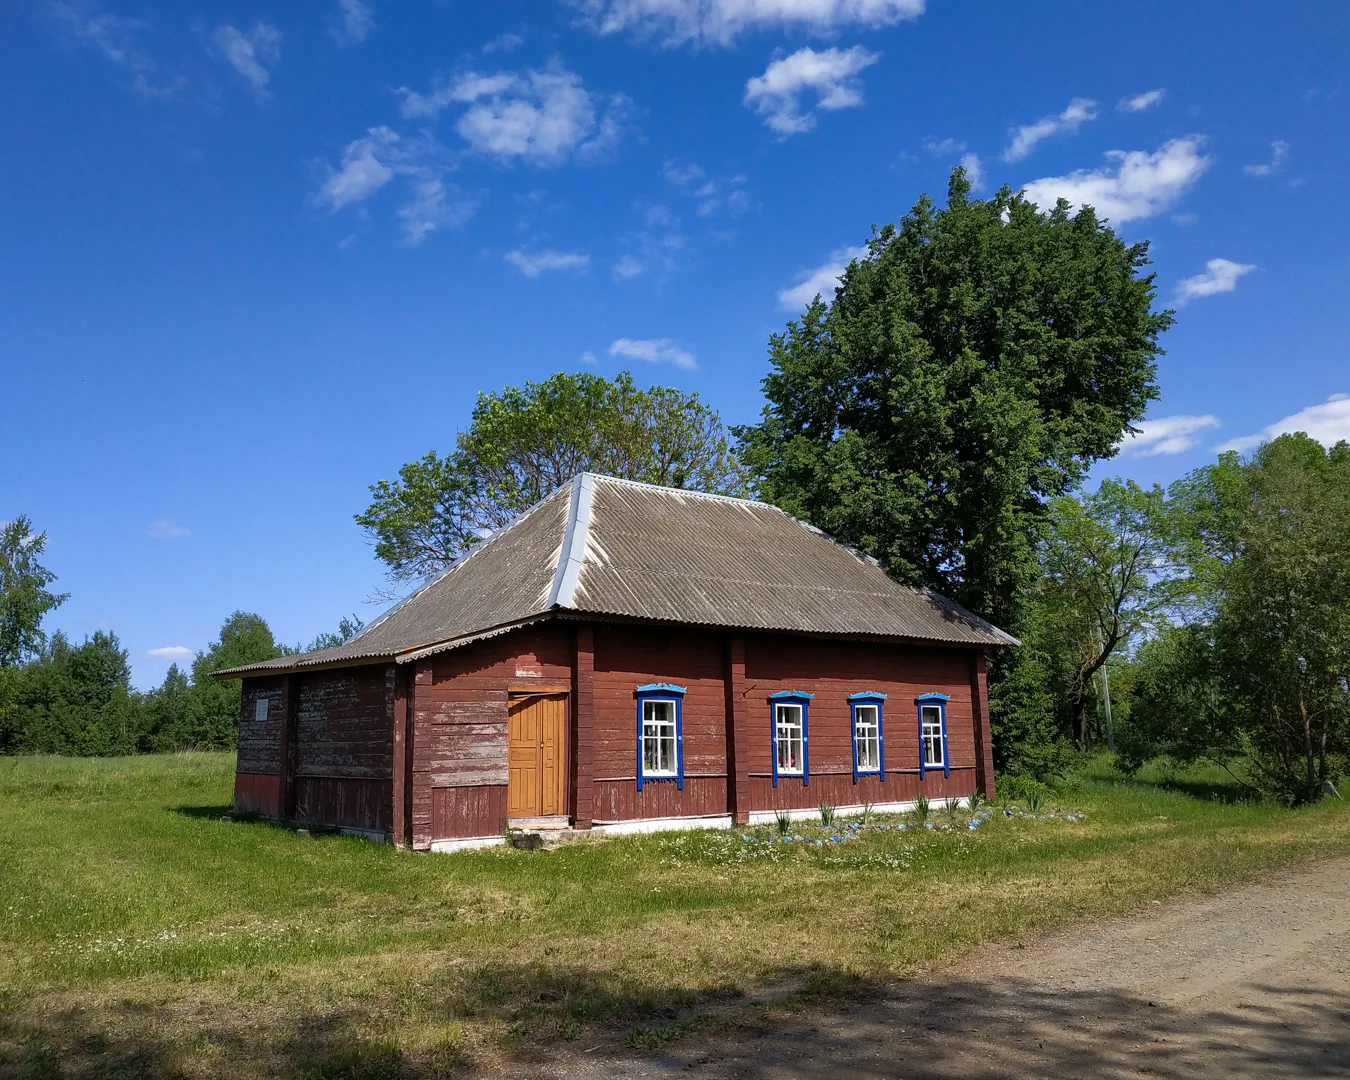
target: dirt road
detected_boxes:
[547,855,1350,1078]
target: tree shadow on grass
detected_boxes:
[2,962,1347,1079]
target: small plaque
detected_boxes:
[255,698,269,723]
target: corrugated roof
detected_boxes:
[216,473,1015,677]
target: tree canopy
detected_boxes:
[0,516,68,668]
[737,169,1172,635]
[358,370,746,582]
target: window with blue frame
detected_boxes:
[635,683,685,790]
[769,691,812,785]
[849,692,886,781]
[916,693,951,778]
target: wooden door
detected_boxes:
[507,693,568,818]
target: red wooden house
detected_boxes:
[219,474,1015,850]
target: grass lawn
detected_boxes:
[1,752,1348,1078]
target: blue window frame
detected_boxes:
[916,693,951,779]
[849,691,886,782]
[769,691,812,787]
[635,683,685,791]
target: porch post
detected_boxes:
[725,633,751,824]
[970,651,996,800]
[573,623,595,830]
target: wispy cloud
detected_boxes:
[612,255,644,280]
[778,245,869,310]
[1175,258,1257,306]
[661,160,748,217]
[1117,415,1221,457]
[147,645,193,661]
[399,63,630,165]
[505,249,590,277]
[1216,394,1350,453]
[209,22,282,101]
[1002,98,1098,162]
[1118,88,1165,113]
[744,46,879,136]
[922,136,965,157]
[316,127,473,244]
[52,4,181,98]
[569,0,924,46]
[1021,137,1210,223]
[483,31,524,53]
[330,0,374,47]
[147,519,190,539]
[1243,140,1289,177]
[608,337,696,369]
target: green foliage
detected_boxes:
[1212,435,1350,803]
[1119,434,1350,804]
[358,371,747,582]
[187,612,289,750]
[0,516,68,668]
[306,614,365,653]
[912,793,930,823]
[817,800,836,826]
[736,169,1170,639]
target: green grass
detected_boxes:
[1,751,1348,1077]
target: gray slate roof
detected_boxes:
[217,474,1016,677]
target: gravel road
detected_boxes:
[535,855,1350,1078]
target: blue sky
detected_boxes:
[3,0,1347,688]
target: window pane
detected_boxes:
[642,700,678,775]
[776,703,803,772]
[854,705,879,770]
[921,705,943,765]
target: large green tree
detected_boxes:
[358,370,746,582]
[187,611,289,749]
[737,170,1172,637]
[0,516,68,668]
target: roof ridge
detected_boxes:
[583,471,778,510]
[548,473,594,609]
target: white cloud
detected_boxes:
[1117,415,1221,457]
[331,0,374,47]
[1244,140,1289,177]
[400,64,628,165]
[580,350,599,365]
[483,31,524,53]
[319,126,399,209]
[397,176,474,245]
[210,22,282,100]
[52,4,181,97]
[1216,395,1350,453]
[1021,137,1210,223]
[1118,88,1165,113]
[569,0,924,45]
[744,46,878,136]
[960,152,984,191]
[1002,98,1098,162]
[316,127,471,244]
[1175,258,1257,306]
[608,337,697,369]
[505,249,591,277]
[778,245,868,310]
[923,136,965,157]
[147,645,193,661]
[613,255,644,279]
[147,519,190,539]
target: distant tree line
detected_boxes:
[0,520,361,756]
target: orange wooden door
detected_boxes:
[507,694,568,818]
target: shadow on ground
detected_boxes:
[2,961,1347,1079]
